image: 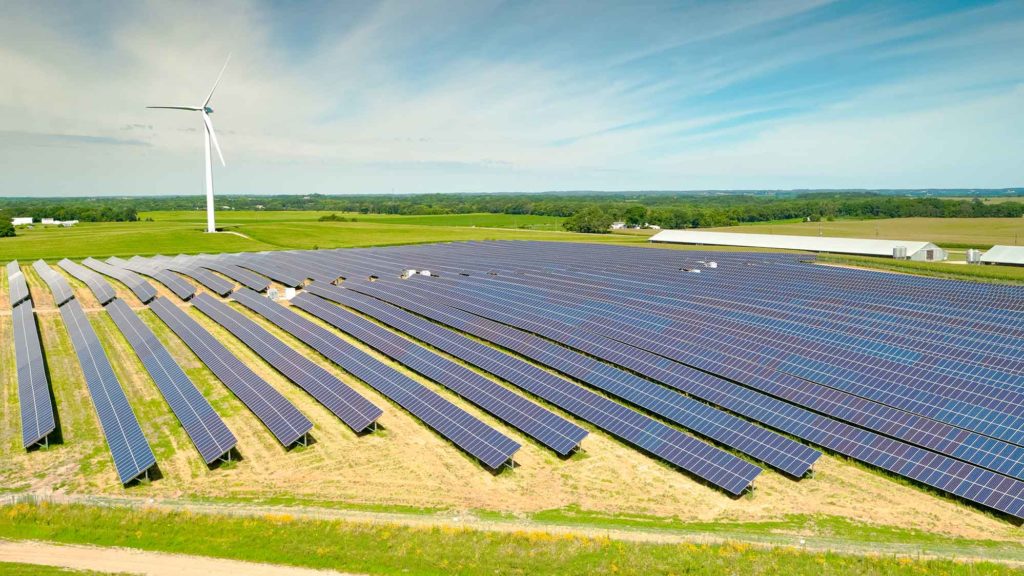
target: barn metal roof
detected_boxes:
[980,245,1024,265]
[648,229,938,257]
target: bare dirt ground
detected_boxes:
[1,266,1021,546]
[0,540,362,576]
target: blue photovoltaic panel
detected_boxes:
[148,297,312,446]
[190,292,382,433]
[299,283,761,495]
[230,287,521,469]
[105,299,237,463]
[32,260,74,307]
[58,258,116,305]
[59,299,156,484]
[83,257,157,304]
[291,291,587,456]
[196,258,271,292]
[7,261,30,307]
[230,255,306,288]
[112,257,197,301]
[13,302,56,448]
[315,283,819,476]
[146,257,234,296]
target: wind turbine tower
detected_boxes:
[148,55,231,233]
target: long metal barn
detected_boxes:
[5,241,1024,518]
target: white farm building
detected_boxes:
[980,245,1024,267]
[649,229,947,261]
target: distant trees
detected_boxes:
[0,218,14,238]
[623,205,648,227]
[562,207,615,233]
[317,213,357,222]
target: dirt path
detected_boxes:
[0,540,363,576]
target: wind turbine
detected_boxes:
[148,55,231,233]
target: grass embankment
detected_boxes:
[1,502,1022,576]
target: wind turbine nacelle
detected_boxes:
[204,106,214,114]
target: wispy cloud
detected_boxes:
[0,0,1021,195]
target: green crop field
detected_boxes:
[714,217,1024,249]
[143,210,566,230]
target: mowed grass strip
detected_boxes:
[0,503,1021,576]
[0,563,123,576]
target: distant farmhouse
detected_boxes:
[650,229,947,261]
[10,217,78,227]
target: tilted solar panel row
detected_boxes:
[309,283,818,477]
[147,258,235,296]
[229,254,307,288]
[7,260,30,307]
[58,299,156,484]
[148,297,312,447]
[116,256,198,301]
[303,284,763,495]
[57,258,117,305]
[105,298,237,463]
[32,260,74,306]
[190,292,382,433]
[229,288,521,469]
[350,274,1024,518]
[83,257,157,304]
[12,302,57,448]
[290,291,588,456]
[195,257,270,292]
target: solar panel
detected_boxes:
[194,257,271,292]
[190,292,382,433]
[57,258,116,305]
[7,260,30,308]
[83,257,157,304]
[313,283,818,476]
[229,287,521,469]
[32,260,74,307]
[148,297,312,447]
[105,299,237,463]
[146,257,235,296]
[111,256,198,301]
[299,283,762,495]
[342,247,1024,517]
[291,291,588,456]
[12,302,56,448]
[59,299,156,484]
[229,255,306,288]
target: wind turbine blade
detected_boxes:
[203,53,232,108]
[202,112,226,167]
[147,106,202,111]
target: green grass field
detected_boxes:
[0,564,117,576]
[1,502,1021,576]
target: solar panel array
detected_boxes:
[230,288,521,469]
[170,240,1024,517]
[195,257,271,292]
[83,257,157,304]
[7,260,30,307]
[310,283,819,476]
[117,256,197,300]
[149,296,312,447]
[58,258,117,305]
[33,260,74,306]
[8,268,56,449]
[105,298,237,463]
[297,283,761,494]
[290,291,588,456]
[59,299,156,484]
[145,257,235,296]
[191,292,382,433]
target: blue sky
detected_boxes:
[1,0,1022,196]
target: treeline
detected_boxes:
[0,199,137,223]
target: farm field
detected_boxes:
[711,217,1024,248]
[142,210,566,230]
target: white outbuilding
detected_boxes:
[649,229,947,261]
[980,245,1024,266]
[11,217,32,226]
